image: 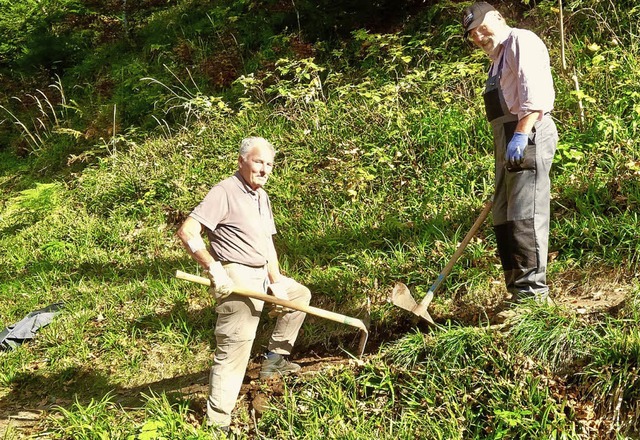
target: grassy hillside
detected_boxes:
[1,0,639,438]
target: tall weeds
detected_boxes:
[0,76,83,155]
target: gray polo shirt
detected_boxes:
[189,171,276,267]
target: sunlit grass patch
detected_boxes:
[507,303,595,374]
[0,1,639,438]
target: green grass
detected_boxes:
[1,0,640,438]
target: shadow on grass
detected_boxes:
[0,364,212,427]
[0,295,367,421]
[0,290,425,428]
[0,200,496,434]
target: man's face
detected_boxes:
[238,143,275,190]
[468,12,503,56]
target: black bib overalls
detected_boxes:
[484,47,558,299]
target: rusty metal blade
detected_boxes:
[389,282,417,312]
[389,282,435,325]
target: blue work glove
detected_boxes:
[506,132,529,168]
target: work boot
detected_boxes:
[260,353,301,379]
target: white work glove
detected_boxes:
[205,261,234,300]
[267,277,294,317]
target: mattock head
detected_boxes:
[389,282,417,312]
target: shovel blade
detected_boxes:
[389,282,417,312]
[389,282,435,325]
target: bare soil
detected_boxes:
[551,271,630,316]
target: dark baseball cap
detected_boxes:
[462,2,497,37]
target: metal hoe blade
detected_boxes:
[389,282,435,325]
[389,197,494,325]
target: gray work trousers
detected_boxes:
[492,114,558,299]
[206,263,311,427]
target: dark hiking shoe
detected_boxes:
[260,354,301,379]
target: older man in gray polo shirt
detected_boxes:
[177,136,311,431]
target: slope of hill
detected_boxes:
[1,0,639,438]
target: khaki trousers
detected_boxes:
[206,263,311,427]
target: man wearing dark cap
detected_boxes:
[462,3,558,307]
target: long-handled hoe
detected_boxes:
[389,198,493,324]
[175,270,369,357]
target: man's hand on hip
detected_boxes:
[205,261,234,299]
[506,132,528,168]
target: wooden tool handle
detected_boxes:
[414,198,493,314]
[175,270,368,332]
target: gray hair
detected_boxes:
[239,137,276,158]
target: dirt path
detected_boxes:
[552,274,630,316]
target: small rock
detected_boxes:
[252,393,269,416]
